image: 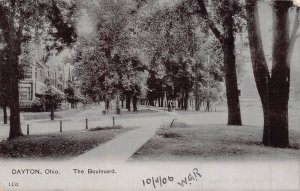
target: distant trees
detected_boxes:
[163,57,193,110]
[73,0,147,113]
[136,1,225,111]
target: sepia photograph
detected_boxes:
[0,0,299,190]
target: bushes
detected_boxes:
[30,94,63,112]
[42,93,62,111]
[31,98,44,112]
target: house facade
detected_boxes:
[18,42,78,110]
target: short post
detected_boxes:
[27,125,29,135]
[60,121,62,132]
[215,108,216,112]
[86,118,88,130]
[113,117,115,127]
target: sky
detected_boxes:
[76,9,94,36]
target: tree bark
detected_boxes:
[206,101,210,112]
[264,2,290,147]
[132,95,138,112]
[222,13,242,125]
[195,99,200,111]
[184,90,189,111]
[3,105,7,124]
[50,98,54,120]
[126,95,131,111]
[7,11,23,139]
[246,0,290,147]
[116,91,120,114]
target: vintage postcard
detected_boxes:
[0,0,299,190]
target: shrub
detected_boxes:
[89,125,123,131]
[31,98,44,112]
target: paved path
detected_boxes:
[73,116,172,163]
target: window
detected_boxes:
[25,67,32,79]
[40,70,46,81]
[19,87,31,100]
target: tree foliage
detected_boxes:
[0,0,78,139]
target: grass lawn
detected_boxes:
[130,123,300,161]
[0,126,135,160]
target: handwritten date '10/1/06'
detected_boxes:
[142,168,202,189]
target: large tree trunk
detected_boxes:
[8,54,23,139]
[246,0,290,147]
[263,2,290,147]
[222,14,242,126]
[3,105,7,124]
[7,19,23,138]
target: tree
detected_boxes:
[245,0,293,147]
[163,56,193,110]
[137,1,204,110]
[146,70,164,106]
[113,56,146,112]
[73,36,103,103]
[196,0,243,125]
[0,55,9,124]
[42,78,62,120]
[0,0,77,139]
[64,84,78,109]
[74,0,148,113]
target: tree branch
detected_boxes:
[245,0,270,105]
[287,7,300,65]
[195,0,224,42]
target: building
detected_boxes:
[19,58,66,110]
[18,41,75,110]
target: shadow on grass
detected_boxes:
[0,126,134,160]
[89,125,123,131]
[131,123,300,161]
